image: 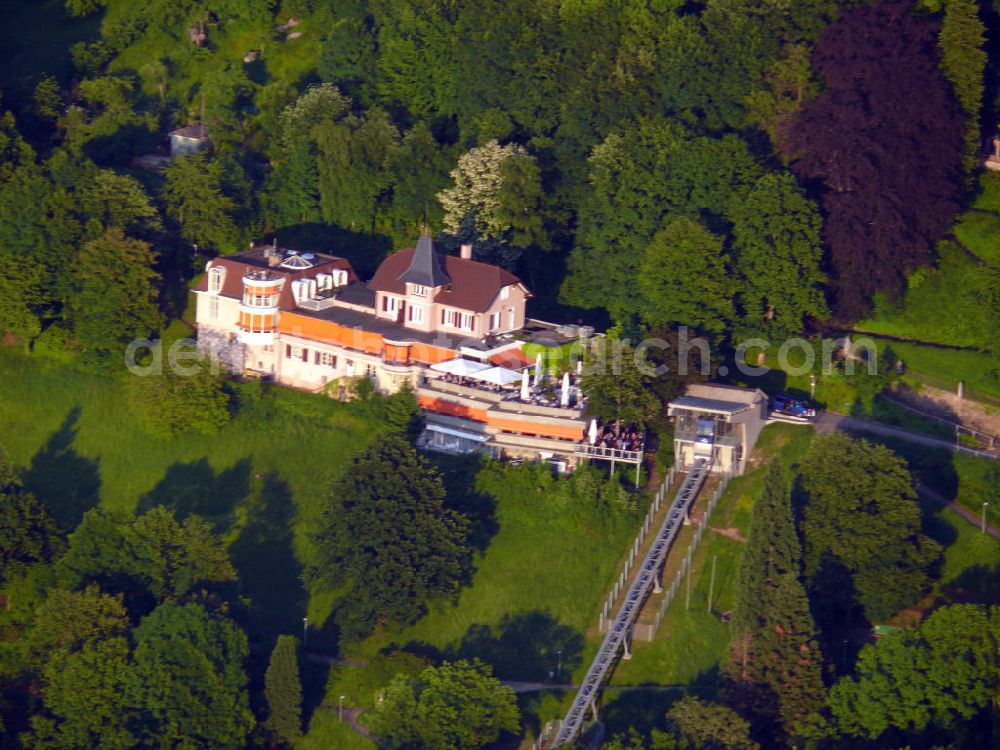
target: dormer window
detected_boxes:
[208,266,225,293]
[410,284,427,297]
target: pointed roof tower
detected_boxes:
[397,233,450,288]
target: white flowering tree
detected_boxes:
[437,140,546,255]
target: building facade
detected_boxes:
[194,236,594,465]
[667,383,768,476]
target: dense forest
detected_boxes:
[1,1,999,749]
[0,0,995,355]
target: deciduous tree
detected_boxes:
[127,603,254,748]
[65,228,162,353]
[796,434,941,621]
[828,604,1000,740]
[312,435,469,639]
[0,457,65,583]
[58,506,236,606]
[125,355,230,437]
[783,0,964,318]
[639,217,735,337]
[368,659,519,750]
[730,173,827,338]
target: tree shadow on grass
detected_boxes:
[428,452,499,556]
[137,458,251,532]
[229,473,307,647]
[21,406,101,530]
[446,611,584,683]
[946,562,1000,604]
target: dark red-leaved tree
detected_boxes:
[783,0,964,319]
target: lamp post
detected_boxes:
[982,502,989,534]
[303,617,308,647]
[810,374,817,400]
[339,695,346,723]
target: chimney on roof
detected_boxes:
[460,243,473,260]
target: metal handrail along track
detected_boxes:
[551,456,712,746]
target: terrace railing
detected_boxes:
[575,443,644,464]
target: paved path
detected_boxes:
[916,483,1000,541]
[816,412,1000,459]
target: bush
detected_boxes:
[126,359,231,437]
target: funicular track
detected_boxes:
[550,456,713,747]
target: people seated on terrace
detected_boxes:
[595,420,643,452]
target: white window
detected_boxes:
[408,305,424,324]
[208,266,224,293]
[320,352,337,367]
[500,285,510,300]
[382,295,400,314]
[443,309,474,331]
[508,308,516,328]
[263,344,274,353]
[208,296,219,320]
[489,312,501,331]
[410,284,427,297]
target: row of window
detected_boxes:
[282,346,376,377]
[285,345,337,367]
[242,292,279,307]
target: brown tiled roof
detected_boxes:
[369,249,527,313]
[170,123,209,139]
[194,248,357,311]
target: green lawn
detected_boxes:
[934,503,1000,597]
[856,241,990,350]
[302,461,643,746]
[953,209,1000,267]
[0,348,379,643]
[849,171,1000,389]
[298,709,376,750]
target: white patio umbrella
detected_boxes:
[520,369,530,401]
[430,358,491,377]
[588,418,598,445]
[533,352,543,386]
[472,366,522,387]
[561,371,570,407]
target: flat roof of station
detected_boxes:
[669,395,752,415]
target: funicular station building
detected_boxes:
[667,383,769,476]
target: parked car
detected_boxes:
[769,393,817,422]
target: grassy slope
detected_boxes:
[609,423,816,688]
[853,173,1000,398]
[310,465,641,744]
[0,348,378,641]
[0,350,641,746]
